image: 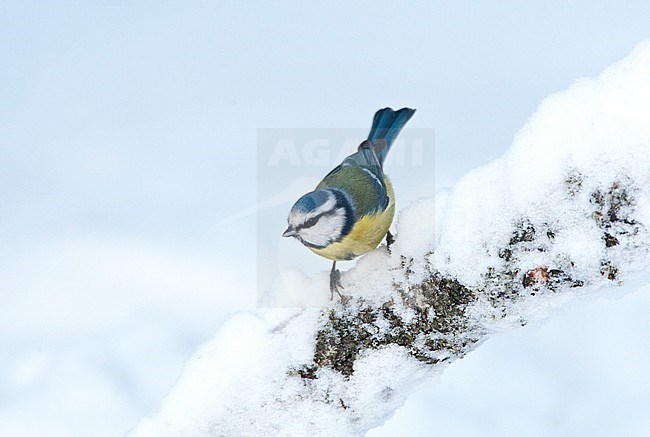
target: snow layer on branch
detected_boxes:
[132,41,650,436]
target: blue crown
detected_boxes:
[292,190,330,213]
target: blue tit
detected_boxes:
[282,107,416,299]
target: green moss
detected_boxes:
[302,272,477,378]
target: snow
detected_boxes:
[132,42,650,436]
[371,276,650,437]
[0,236,255,436]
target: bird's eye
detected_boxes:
[304,215,320,228]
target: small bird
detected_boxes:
[282,107,416,299]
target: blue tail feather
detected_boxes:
[367,107,416,163]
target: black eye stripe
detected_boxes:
[296,208,342,230]
[296,213,323,230]
[295,206,346,231]
[305,216,320,227]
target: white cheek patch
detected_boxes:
[298,208,346,247]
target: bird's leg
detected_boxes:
[329,261,344,301]
[386,230,395,253]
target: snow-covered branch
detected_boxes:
[132,42,650,436]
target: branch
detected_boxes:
[132,41,650,437]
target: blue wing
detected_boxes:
[317,108,416,215]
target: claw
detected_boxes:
[329,261,345,301]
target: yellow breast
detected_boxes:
[309,177,395,261]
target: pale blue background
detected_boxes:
[1,1,649,435]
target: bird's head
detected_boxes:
[283,189,354,248]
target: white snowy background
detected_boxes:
[2,2,650,436]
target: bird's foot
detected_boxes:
[329,268,344,301]
[329,262,351,304]
[386,230,395,253]
[329,263,348,303]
